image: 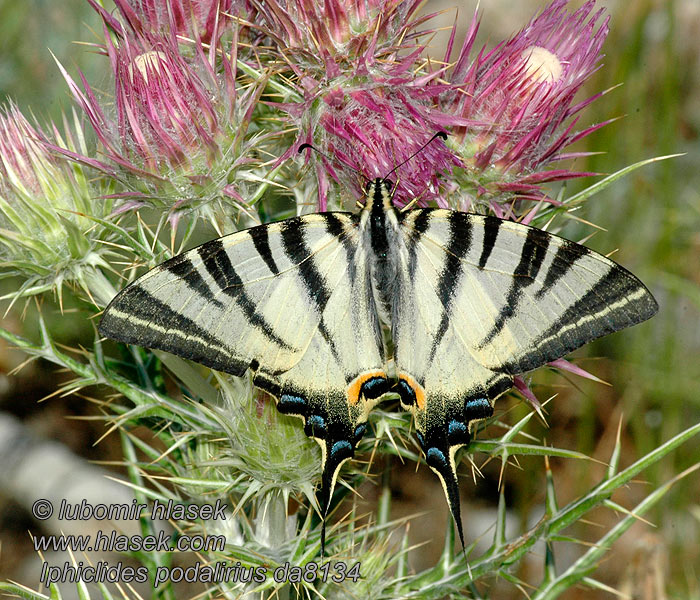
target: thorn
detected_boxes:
[498,453,507,491]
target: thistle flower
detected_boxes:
[259,0,460,208]
[252,0,425,77]
[443,0,609,212]
[302,87,460,209]
[0,104,114,303]
[59,19,262,225]
[113,34,222,174]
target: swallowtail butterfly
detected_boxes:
[99,143,657,552]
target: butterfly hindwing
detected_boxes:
[393,208,658,546]
[99,212,390,548]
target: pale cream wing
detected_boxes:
[101,214,355,376]
[100,212,391,550]
[392,208,657,547]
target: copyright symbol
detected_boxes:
[32,499,53,520]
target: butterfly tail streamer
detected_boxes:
[423,432,467,551]
[319,435,356,556]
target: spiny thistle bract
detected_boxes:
[0,1,690,599]
[0,103,116,304]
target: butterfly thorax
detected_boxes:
[362,178,402,329]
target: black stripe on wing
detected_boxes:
[280,218,331,313]
[198,239,295,351]
[428,212,474,361]
[98,286,249,376]
[478,216,501,269]
[501,266,658,374]
[322,213,386,365]
[318,316,343,366]
[479,227,550,347]
[324,212,358,280]
[249,225,280,275]
[535,239,590,299]
[164,256,225,309]
[403,209,433,279]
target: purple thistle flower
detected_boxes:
[304,87,460,209]
[59,32,219,175]
[443,0,609,210]
[255,0,458,208]
[251,0,426,76]
[58,12,262,221]
[272,0,615,410]
[108,31,223,173]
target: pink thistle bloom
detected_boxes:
[252,0,426,77]
[59,30,221,174]
[258,0,459,209]
[108,32,223,173]
[58,14,261,220]
[272,0,616,409]
[304,87,460,210]
[443,0,609,211]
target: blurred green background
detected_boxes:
[0,0,698,597]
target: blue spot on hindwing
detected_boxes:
[330,440,354,461]
[360,377,389,399]
[448,419,470,445]
[354,423,367,443]
[279,394,307,415]
[464,397,493,420]
[426,447,447,469]
[396,380,417,405]
[305,414,327,438]
[448,420,467,436]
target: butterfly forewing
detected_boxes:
[102,216,337,372]
[403,210,657,373]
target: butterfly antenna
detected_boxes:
[383,131,448,182]
[298,143,369,186]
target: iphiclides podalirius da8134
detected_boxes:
[99,135,658,554]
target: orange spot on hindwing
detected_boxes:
[346,370,389,405]
[397,373,426,411]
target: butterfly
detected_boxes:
[99,142,658,553]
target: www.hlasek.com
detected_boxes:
[31,499,361,585]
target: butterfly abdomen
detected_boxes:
[363,179,403,330]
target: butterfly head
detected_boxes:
[363,178,395,211]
